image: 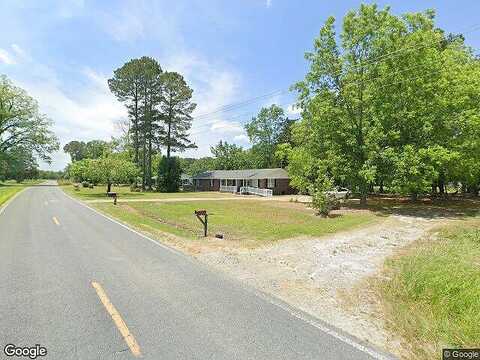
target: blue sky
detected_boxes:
[0,0,479,170]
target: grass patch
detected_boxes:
[62,184,236,200]
[0,180,43,206]
[93,200,376,242]
[379,220,480,358]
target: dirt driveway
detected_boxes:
[182,212,445,358]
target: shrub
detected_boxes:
[310,175,338,217]
[81,181,89,188]
[311,190,339,217]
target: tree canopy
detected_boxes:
[109,57,196,191]
[287,4,480,203]
[0,75,58,181]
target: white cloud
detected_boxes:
[0,48,15,65]
[210,120,243,135]
[266,0,272,8]
[11,44,28,60]
[287,103,301,116]
[233,134,249,143]
[12,63,127,170]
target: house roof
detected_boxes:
[193,168,289,180]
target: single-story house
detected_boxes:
[192,168,296,195]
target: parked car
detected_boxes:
[325,187,351,200]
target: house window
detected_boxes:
[250,179,258,188]
[221,179,226,186]
[267,178,275,188]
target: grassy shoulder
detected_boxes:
[61,184,237,200]
[378,219,480,358]
[0,180,43,206]
[91,200,377,243]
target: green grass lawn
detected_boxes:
[93,200,377,242]
[0,180,43,206]
[379,220,480,358]
[62,184,236,200]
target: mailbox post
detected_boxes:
[194,209,208,237]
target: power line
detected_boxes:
[189,58,467,138]
[190,60,453,133]
[190,100,298,136]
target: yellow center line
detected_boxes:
[91,281,142,357]
[52,216,60,226]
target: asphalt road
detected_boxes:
[0,182,393,359]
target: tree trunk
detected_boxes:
[167,119,171,159]
[360,194,367,207]
[133,88,139,166]
[411,192,418,202]
[147,137,152,190]
[107,182,112,193]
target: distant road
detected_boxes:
[0,182,393,359]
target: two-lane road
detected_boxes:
[0,183,392,359]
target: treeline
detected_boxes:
[0,75,59,182]
[283,5,480,204]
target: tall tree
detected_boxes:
[109,57,163,190]
[108,59,144,167]
[138,57,163,190]
[63,140,86,162]
[0,75,58,162]
[245,104,289,168]
[158,71,196,159]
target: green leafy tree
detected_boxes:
[0,75,59,163]
[185,157,217,176]
[69,156,138,193]
[84,140,108,159]
[210,140,254,170]
[290,4,480,203]
[245,104,289,168]
[63,141,86,162]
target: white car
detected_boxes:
[325,187,351,200]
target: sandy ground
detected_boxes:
[168,212,445,358]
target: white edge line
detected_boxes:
[62,190,394,360]
[0,187,29,216]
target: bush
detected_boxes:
[311,190,339,217]
[310,175,338,217]
[81,181,89,188]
